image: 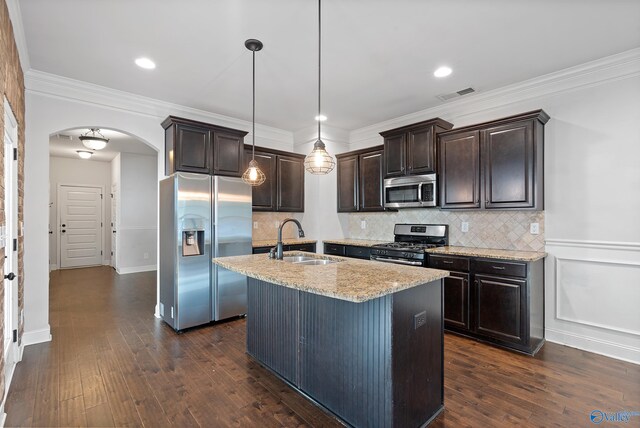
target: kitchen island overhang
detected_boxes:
[213,252,449,427]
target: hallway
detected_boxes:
[4,266,639,427]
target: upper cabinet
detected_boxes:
[336,146,384,212]
[380,118,453,178]
[439,110,549,210]
[244,146,305,212]
[162,116,247,177]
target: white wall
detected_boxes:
[344,50,640,363]
[49,156,112,269]
[115,152,158,273]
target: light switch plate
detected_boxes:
[461,222,469,233]
[360,220,366,230]
[530,223,540,235]
[253,221,258,229]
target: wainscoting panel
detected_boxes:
[545,239,640,364]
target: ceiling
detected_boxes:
[20,0,640,132]
[50,129,157,162]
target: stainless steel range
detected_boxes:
[370,224,448,266]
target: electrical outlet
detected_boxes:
[414,311,427,330]
[461,222,469,233]
[143,252,149,259]
[253,221,258,229]
[530,223,540,235]
[360,220,366,230]
[274,221,280,229]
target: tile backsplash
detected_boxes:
[348,210,545,252]
[252,212,305,240]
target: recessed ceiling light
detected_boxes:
[315,115,327,122]
[135,57,156,70]
[434,66,452,78]
[76,150,93,159]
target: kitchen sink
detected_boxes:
[282,256,339,265]
[294,259,337,265]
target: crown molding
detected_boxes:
[5,0,30,72]
[24,69,294,145]
[293,124,350,146]
[349,48,640,144]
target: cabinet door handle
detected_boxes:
[442,260,453,264]
[492,266,506,270]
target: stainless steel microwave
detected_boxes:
[384,173,437,208]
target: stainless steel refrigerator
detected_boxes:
[159,172,252,331]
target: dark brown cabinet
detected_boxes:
[438,110,549,210]
[323,243,372,260]
[380,118,453,178]
[162,116,247,177]
[244,145,305,212]
[427,253,544,355]
[336,146,384,212]
[253,242,316,254]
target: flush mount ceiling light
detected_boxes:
[304,0,335,175]
[135,57,156,69]
[79,128,109,150]
[76,150,93,159]
[315,115,327,122]
[241,39,266,187]
[434,66,452,78]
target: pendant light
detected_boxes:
[76,150,93,159]
[304,0,335,175]
[242,39,267,186]
[79,128,109,150]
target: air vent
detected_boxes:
[437,87,476,101]
[55,133,74,140]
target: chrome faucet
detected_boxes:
[273,218,305,260]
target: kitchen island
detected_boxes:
[213,252,449,427]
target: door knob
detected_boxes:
[62,224,66,227]
[62,230,66,233]
[4,272,15,280]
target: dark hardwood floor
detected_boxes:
[5,266,639,427]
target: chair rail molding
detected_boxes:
[544,238,640,364]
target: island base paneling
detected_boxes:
[246,277,444,428]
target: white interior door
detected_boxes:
[3,97,20,390]
[58,185,103,268]
[110,184,117,269]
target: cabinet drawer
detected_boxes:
[253,246,272,254]
[428,255,470,272]
[324,243,345,256]
[345,245,371,260]
[287,243,316,253]
[474,259,527,278]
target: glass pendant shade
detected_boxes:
[304,139,335,175]
[76,150,93,159]
[79,128,109,150]
[242,159,266,186]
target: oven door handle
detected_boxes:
[370,256,423,266]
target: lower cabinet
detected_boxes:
[253,243,316,254]
[428,254,544,355]
[324,243,372,260]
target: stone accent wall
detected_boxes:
[0,0,26,405]
[348,210,545,252]
[252,212,306,241]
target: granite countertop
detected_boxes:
[252,238,318,248]
[426,246,546,262]
[213,252,448,303]
[323,238,389,247]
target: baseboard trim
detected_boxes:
[22,327,52,346]
[116,265,157,275]
[49,263,58,271]
[0,410,6,428]
[546,328,640,365]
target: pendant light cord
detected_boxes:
[252,49,256,160]
[317,0,321,143]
